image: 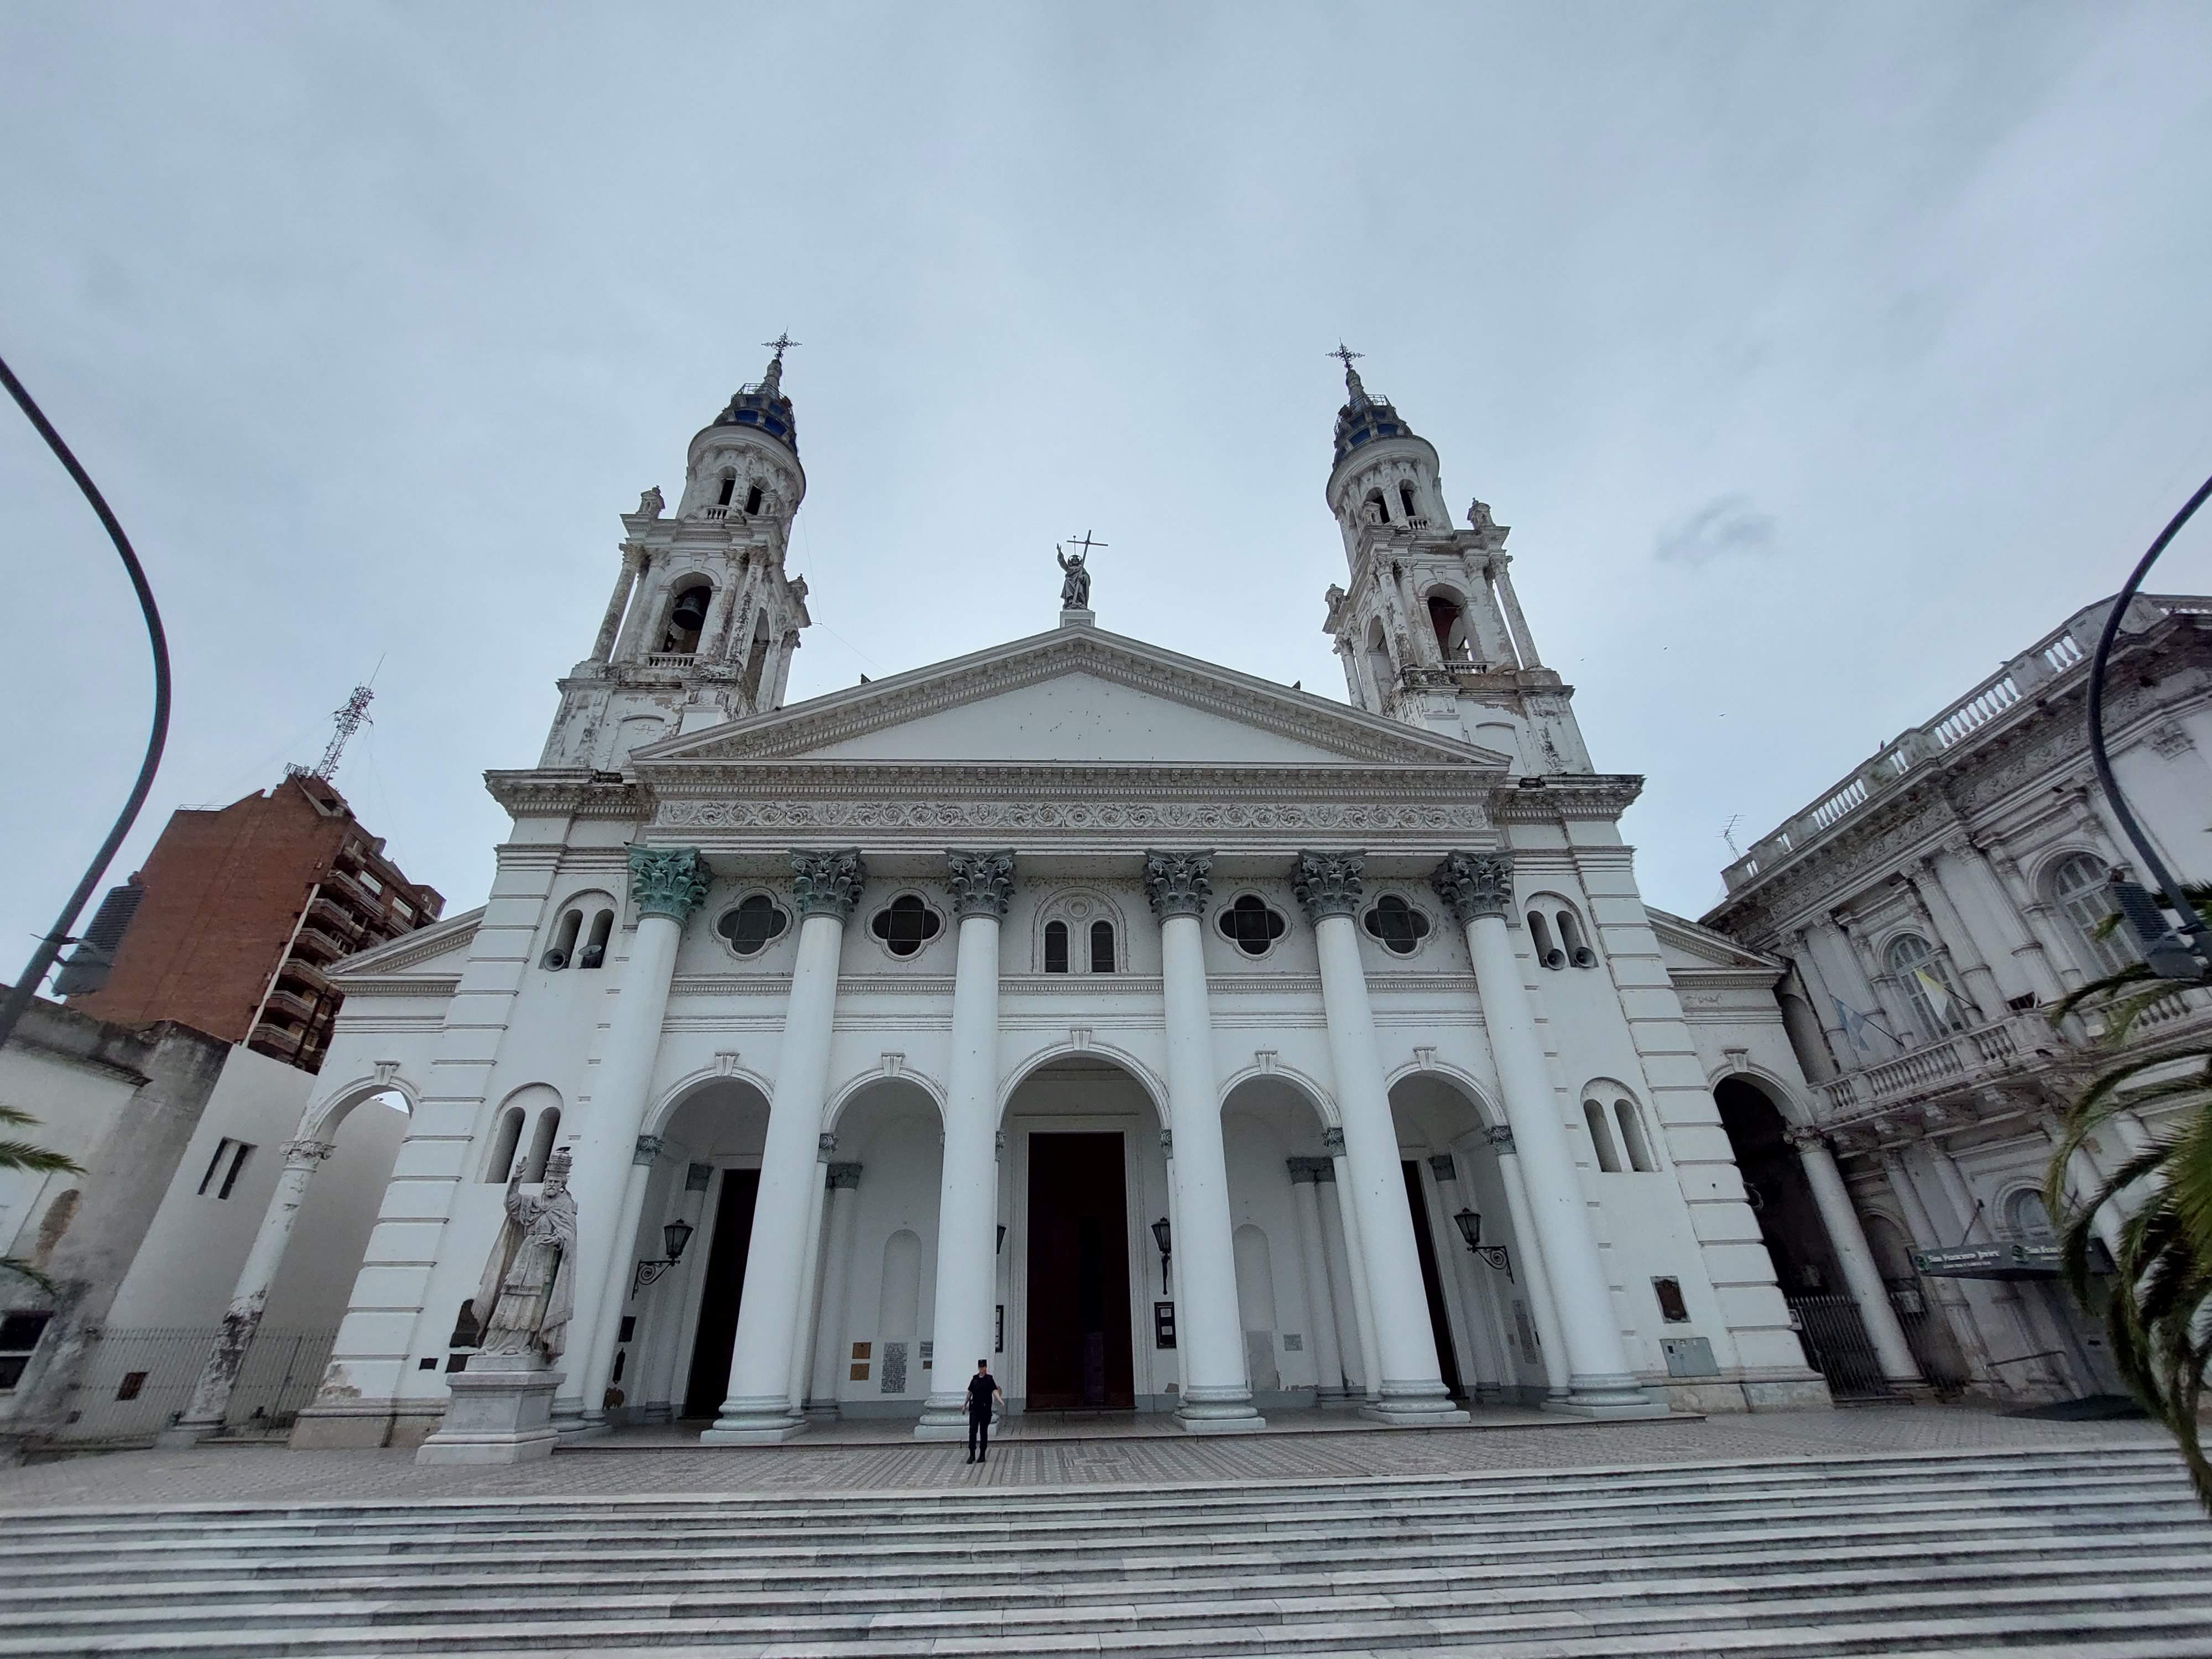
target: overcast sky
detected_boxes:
[3,3,2210,976]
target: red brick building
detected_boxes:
[58,773,442,1074]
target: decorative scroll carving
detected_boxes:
[631,1135,662,1167]
[1431,851,1514,924]
[827,1162,863,1190]
[1485,1125,1517,1154]
[628,846,712,922]
[1292,851,1366,922]
[790,847,866,919]
[946,849,1016,917]
[1321,1126,1347,1155]
[1142,849,1214,919]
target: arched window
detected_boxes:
[484,1106,525,1181]
[715,893,790,958]
[1398,481,1419,519]
[1613,1097,1655,1172]
[1044,920,1070,974]
[716,473,736,507]
[1089,919,1116,974]
[1886,933,1966,1041]
[1427,593,1471,662]
[659,582,712,654]
[2049,852,2136,976]
[579,909,614,968]
[1362,894,1432,956]
[1583,1100,1623,1173]
[869,894,943,958]
[744,483,764,515]
[1361,487,1389,525]
[1217,893,1288,957]
[544,909,582,969]
[523,1108,561,1181]
[1527,910,1563,969]
[2002,1186,2057,1241]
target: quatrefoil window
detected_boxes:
[870,894,943,958]
[1362,894,1432,956]
[715,893,789,958]
[1217,894,1289,958]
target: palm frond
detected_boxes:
[0,1139,82,1177]
[0,1256,58,1295]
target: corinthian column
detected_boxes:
[703,848,864,1443]
[160,1134,337,1446]
[1431,851,1660,1417]
[916,849,1015,1439]
[1295,851,1469,1425]
[567,844,710,1428]
[1144,851,1263,1431]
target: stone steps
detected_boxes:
[0,1443,2200,1657]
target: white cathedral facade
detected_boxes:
[268,349,1846,1447]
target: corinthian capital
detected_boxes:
[946,849,1016,918]
[1292,850,1365,922]
[1430,851,1513,925]
[791,848,867,919]
[629,846,712,923]
[1142,849,1214,919]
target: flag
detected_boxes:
[1913,966,1962,1032]
[1833,995,1901,1052]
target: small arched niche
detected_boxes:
[659,580,713,655]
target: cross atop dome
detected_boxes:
[1328,341,1368,404]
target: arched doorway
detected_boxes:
[1220,1073,1348,1404]
[1001,1053,1170,1414]
[813,1078,942,1416]
[628,1077,769,1423]
[1388,1072,1539,1402]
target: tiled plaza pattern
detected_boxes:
[0,1404,2177,1508]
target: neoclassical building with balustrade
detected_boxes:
[1704,592,2212,1404]
[179,349,1845,1450]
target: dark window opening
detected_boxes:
[744,483,764,515]
[1652,1277,1690,1323]
[1044,920,1070,973]
[660,583,712,655]
[717,894,790,958]
[1,1312,53,1391]
[199,1138,254,1199]
[1218,894,1289,956]
[1361,487,1389,525]
[1089,920,1115,974]
[1399,482,1419,518]
[115,1371,148,1401]
[578,909,614,969]
[870,895,942,957]
[716,474,735,506]
[1362,894,1431,956]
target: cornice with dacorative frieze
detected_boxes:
[486,769,652,821]
[947,848,1017,918]
[1488,774,1645,822]
[651,763,1496,848]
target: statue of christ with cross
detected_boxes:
[1057,530,1104,611]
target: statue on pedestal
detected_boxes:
[474,1148,578,1364]
[1056,544,1092,611]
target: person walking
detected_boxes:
[965,1359,1003,1464]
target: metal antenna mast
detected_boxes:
[312,685,374,780]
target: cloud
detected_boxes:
[1654,494,1780,568]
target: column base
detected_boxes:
[1543,1375,1673,1420]
[699,1391,808,1444]
[1358,1381,1470,1427]
[912,1396,974,1440]
[1174,1389,1265,1433]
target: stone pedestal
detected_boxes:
[415,1353,564,1465]
[1060,607,1095,628]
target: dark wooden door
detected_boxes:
[1401,1160,1465,1399]
[1026,1132,1136,1410]
[682,1168,760,1418]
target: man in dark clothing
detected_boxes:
[966,1359,1003,1464]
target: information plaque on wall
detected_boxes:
[1154,1301,1176,1349]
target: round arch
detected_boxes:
[302,1071,420,1145]
[644,1060,779,1140]
[1381,1058,1502,1130]
[1704,1061,1812,1129]
[825,1065,946,1136]
[1218,1061,1339,1128]
[996,1039,1170,1123]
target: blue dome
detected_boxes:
[714,353,799,454]
[1331,366,1413,465]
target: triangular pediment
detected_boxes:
[638,625,1500,770]
[1647,907,1780,974]
[329,906,482,981]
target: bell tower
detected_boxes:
[541,338,815,771]
[1319,348,1589,776]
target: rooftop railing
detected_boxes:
[1720,594,2200,895]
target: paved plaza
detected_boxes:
[0,1405,2177,1511]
